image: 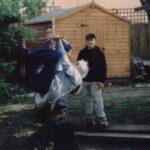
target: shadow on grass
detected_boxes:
[67,94,150,125]
[0,93,34,106]
[0,86,150,149]
[105,95,150,124]
[0,107,54,150]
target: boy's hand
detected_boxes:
[97,82,104,89]
[50,35,61,41]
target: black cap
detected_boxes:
[85,33,96,40]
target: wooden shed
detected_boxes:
[25,1,131,78]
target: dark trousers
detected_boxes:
[28,48,62,95]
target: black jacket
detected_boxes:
[77,46,107,83]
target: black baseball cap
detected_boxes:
[86,33,96,40]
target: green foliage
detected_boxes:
[0,0,21,23]
[0,0,47,55]
[23,0,47,19]
[0,59,26,103]
[0,59,15,77]
[0,77,25,102]
[0,0,47,23]
[0,0,47,103]
[17,26,36,40]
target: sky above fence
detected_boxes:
[47,0,142,9]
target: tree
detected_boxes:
[0,0,47,25]
[0,0,47,60]
[140,0,150,21]
[23,0,47,19]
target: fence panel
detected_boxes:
[110,9,150,59]
[131,23,150,59]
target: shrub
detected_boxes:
[0,59,15,78]
[0,59,26,103]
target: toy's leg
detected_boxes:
[29,50,62,95]
[35,49,62,64]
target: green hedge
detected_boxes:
[0,59,26,103]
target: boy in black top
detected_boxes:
[77,33,108,129]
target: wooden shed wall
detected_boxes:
[27,6,130,78]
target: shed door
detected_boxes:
[81,19,104,50]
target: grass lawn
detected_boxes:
[0,85,150,149]
[67,85,150,125]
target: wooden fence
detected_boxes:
[131,23,150,59]
[111,9,150,59]
[110,9,148,24]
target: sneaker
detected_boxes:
[95,117,109,129]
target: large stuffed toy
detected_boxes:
[34,39,89,110]
[28,37,72,95]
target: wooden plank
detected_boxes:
[94,124,150,134]
[75,132,150,140]
[105,50,129,54]
[135,83,150,88]
[106,53,129,57]
[104,43,129,47]
[81,7,104,13]
[143,60,150,66]
[107,61,130,65]
[56,27,81,32]
[70,12,109,17]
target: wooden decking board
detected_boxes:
[76,124,150,134]
[75,132,150,140]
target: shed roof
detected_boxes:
[25,1,130,25]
